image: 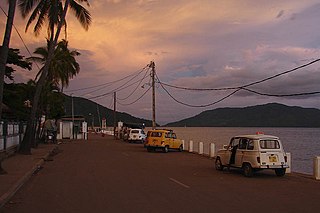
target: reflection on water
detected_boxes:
[168,127,320,175]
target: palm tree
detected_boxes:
[0,0,17,174]
[18,0,91,154]
[0,0,17,120]
[28,40,80,146]
[30,39,80,90]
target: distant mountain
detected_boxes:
[63,94,153,127]
[165,103,320,127]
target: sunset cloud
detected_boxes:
[1,0,320,124]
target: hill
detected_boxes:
[165,103,320,127]
[63,94,153,127]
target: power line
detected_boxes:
[117,66,151,101]
[0,5,41,72]
[65,64,150,93]
[117,85,151,106]
[159,58,320,91]
[155,58,320,107]
[156,73,241,107]
[88,73,151,100]
[242,87,320,97]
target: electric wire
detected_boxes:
[242,87,320,97]
[66,64,150,93]
[156,73,241,107]
[117,85,152,106]
[0,5,41,72]
[160,58,320,91]
[117,66,151,101]
[88,73,151,100]
[155,57,320,107]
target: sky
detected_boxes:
[1,0,320,125]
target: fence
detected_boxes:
[0,121,26,156]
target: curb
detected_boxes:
[0,145,58,209]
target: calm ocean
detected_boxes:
[167,127,320,175]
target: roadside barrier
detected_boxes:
[209,143,215,158]
[189,140,193,153]
[199,142,203,155]
[314,157,320,180]
[286,153,291,174]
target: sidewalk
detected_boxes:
[0,144,58,209]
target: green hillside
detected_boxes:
[63,94,153,127]
[165,103,320,127]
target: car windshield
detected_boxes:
[131,130,140,134]
[259,140,280,149]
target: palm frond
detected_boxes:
[70,0,92,31]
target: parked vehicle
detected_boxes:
[128,129,146,143]
[145,129,183,153]
[215,133,289,177]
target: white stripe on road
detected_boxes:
[169,177,190,189]
[121,152,129,157]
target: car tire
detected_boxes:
[178,145,183,152]
[243,163,253,177]
[275,168,286,177]
[215,157,224,171]
[163,146,169,153]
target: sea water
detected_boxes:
[169,127,320,175]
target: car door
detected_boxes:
[235,138,248,167]
[224,138,239,166]
[171,133,179,148]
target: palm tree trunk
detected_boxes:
[0,0,17,173]
[0,0,17,120]
[19,0,70,154]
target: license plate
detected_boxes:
[269,156,277,162]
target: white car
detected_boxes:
[128,129,146,143]
[215,133,289,177]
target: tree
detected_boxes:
[27,39,80,146]
[0,0,17,119]
[18,0,91,154]
[0,47,32,81]
[29,39,80,90]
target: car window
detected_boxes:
[151,132,162,137]
[172,133,177,139]
[230,138,240,148]
[247,140,254,150]
[259,140,280,149]
[166,131,173,138]
[239,138,248,149]
[131,130,139,134]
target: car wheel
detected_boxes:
[243,163,253,177]
[178,145,183,152]
[215,157,224,171]
[275,168,286,177]
[163,146,169,153]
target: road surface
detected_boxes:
[3,134,320,213]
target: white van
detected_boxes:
[128,129,146,143]
[215,133,289,177]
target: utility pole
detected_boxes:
[150,61,156,129]
[113,92,116,138]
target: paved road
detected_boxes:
[2,134,320,213]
